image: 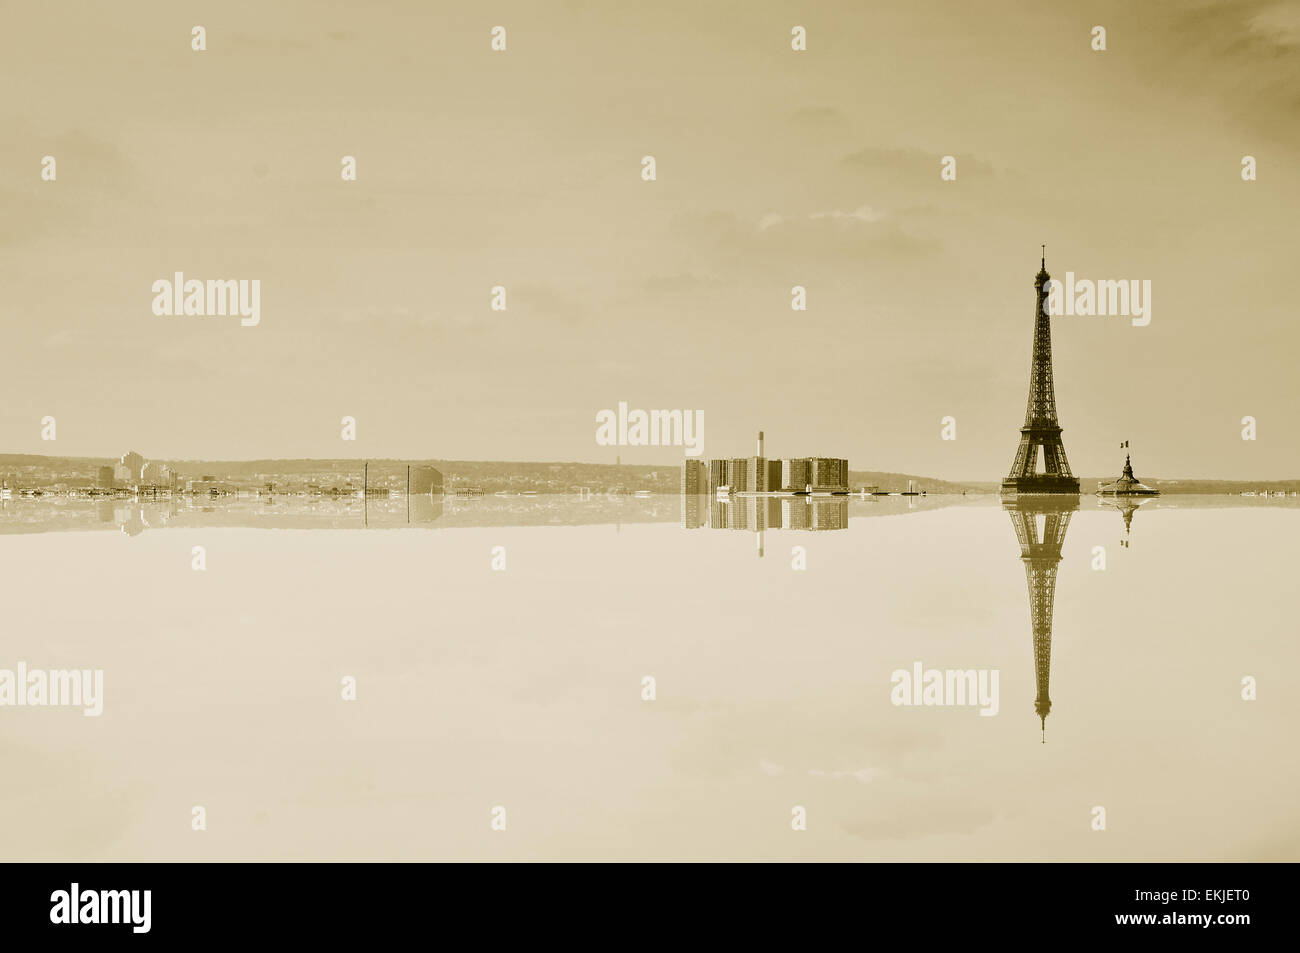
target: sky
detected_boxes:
[2,0,1298,479]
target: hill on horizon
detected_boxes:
[2,453,1298,495]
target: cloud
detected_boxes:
[0,128,138,246]
[810,205,887,224]
[1247,2,1300,47]
[808,765,887,782]
[670,208,941,267]
[1151,0,1300,144]
[787,106,848,130]
[842,147,995,180]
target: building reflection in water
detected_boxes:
[682,494,847,556]
[1004,496,1079,743]
[408,494,444,524]
[1101,496,1151,549]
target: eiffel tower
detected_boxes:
[1004,497,1078,742]
[1002,251,1080,496]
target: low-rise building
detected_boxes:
[681,460,707,495]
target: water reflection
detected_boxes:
[0,493,681,535]
[6,493,849,537]
[5,491,1289,543]
[1101,496,1152,549]
[684,495,848,556]
[1004,496,1079,743]
[4,489,1298,860]
[2,491,1287,540]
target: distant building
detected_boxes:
[784,458,810,491]
[187,479,236,496]
[681,460,707,495]
[745,458,782,492]
[708,434,848,494]
[96,466,115,489]
[728,458,750,491]
[708,459,727,492]
[409,466,444,495]
[784,457,849,491]
[119,451,145,485]
[1097,454,1159,497]
[809,457,849,491]
[140,462,169,487]
[741,431,781,491]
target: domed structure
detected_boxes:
[1097,453,1159,496]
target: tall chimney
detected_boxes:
[757,431,765,457]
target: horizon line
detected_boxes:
[2,449,1299,486]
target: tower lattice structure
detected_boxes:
[1002,254,1081,495]
[1005,497,1077,742]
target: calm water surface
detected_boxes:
[1,494,1296,860]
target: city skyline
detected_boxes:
[0,429,1290,485]
[3,1,1299,479]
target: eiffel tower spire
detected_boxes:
[1002,253,1081,496]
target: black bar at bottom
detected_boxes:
[0,862,1280,940]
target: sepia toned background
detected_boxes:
[2,1,1299,864]
[2,0,1299,479]
[1,498,1296,861]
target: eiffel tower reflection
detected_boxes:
[1004,496,1079,743]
